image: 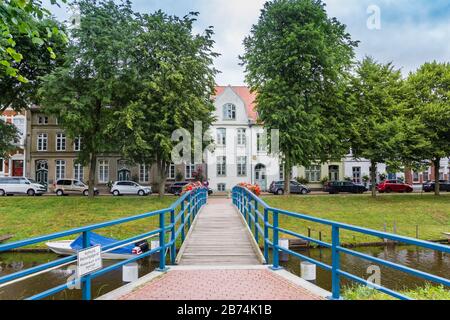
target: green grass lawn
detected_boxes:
[262,194,450,245]
[0,196,175,248]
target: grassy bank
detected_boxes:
[262,194,450,245]
[343,284,450,300]
[0,196,175,248]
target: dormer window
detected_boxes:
[223,103,236,120]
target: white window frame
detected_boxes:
[185,163,195,179]
[73,137,81,152]
[98,160,109,183]
[74,162,84,182]
[217,183,226,192]
[237,128,246,146]
[306,165,321,183]
[38,115,49,125]
[56,133,66,151]
[167,163,175,180]
[217,156,226,177]
[37,133,48,152]
[413,171,420,183]
[13,116,25,144]
[237,156,247,176]
[256,133,267,153]
[139,164,150,183]
[216,128,226,146]
[352,167,362,184]
[223,103,236,120]
[55,160,66,180]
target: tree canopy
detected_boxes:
[241,0,358,193]
[0,120,19,159]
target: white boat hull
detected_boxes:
[46,241,136,260]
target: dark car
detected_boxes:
[324,181,368,194]
[168,182,189,195]
[422,180,450,192]
[269,181,310,195]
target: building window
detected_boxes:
[55,160,66,180]
[237,156,247,176]
[139,164,150,183]
[237,128,246,146]
[167,163,175,180]
[413,171,420,183]
[74,163,84,181]
[13,117,25,142]
[73,137,81,152]
[56,133,66,151]
[218,183,226,192]
[98,160,109,183]
[37,133,48,151]
[257,133,267,153]
[38,116,48,124]
[352,167,362,183]
[306,165,321,183]
[0,158,4,174]
[185,163,195,179]
[279,164,284,180]
[423,171,429,182]
[223,103,236,120]
[217,156,226,176]
[439,167,444,180]
[216,128,226,146]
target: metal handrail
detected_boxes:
[232,186,450,300]
[0,188,208,300]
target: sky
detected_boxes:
[44,0,450,85]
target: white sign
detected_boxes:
[77,245,102,277]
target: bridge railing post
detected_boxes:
[81,230,91,300]
[158,211,168,271]
[247,194,252,230]
[331,225,341,300]
[181,201,185,243]
[271,209,281,270]
[263,207,269,263]
[170,209,176,264]
[254,200,259,243]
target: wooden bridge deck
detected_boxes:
[177,198,262,265]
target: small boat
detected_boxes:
[46,233,147,260]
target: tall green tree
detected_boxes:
[113,11,218,197]
[0,120,19,159]
[404,62,450,196]
[39,0,136,197]
[241,0,358,194]
[0,0,67,80]
[347,57,405,197]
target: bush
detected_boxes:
[343,284,450,300]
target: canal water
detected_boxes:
[0,245,448,300]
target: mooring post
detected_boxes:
[264,207,269,263]
[157,211,168,271]
[81,230,91,301]
[331,226,341,300]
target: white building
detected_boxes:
[0,109,27,177]
[206,86,281,192]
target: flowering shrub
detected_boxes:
[237,183,261,196]
[181,181,205,195]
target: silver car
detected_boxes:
[111,181,152,196]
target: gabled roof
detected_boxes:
[214,86,257,121]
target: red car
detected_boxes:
[377,180,413,193]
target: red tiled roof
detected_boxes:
[214,86,257,121]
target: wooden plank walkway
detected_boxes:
[177,198,262,266]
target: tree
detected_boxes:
[0,120,19,159]
[241,0,358,194]
[39,0,136,197]
[404,62,450,196]
[0,0,67,81]
[113,11,218,197]
[347,57,405,197]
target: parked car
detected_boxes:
[168,182,189,195]
[0,177,47,196]
[111,181,152,196]
[269,180,311,195]
[51,179,99,196]
[377,180,413,193]
[422,180,450,192]
[324,181,368,194]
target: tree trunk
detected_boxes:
[284,157,291,195]
[434,158,441,196]
[157,159,167,198]
[370,160,377,198]
[88,152,97,198]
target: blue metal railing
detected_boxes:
[0,188,208,300]
[232,186,450,300]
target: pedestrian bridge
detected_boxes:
[0,187,448,300]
